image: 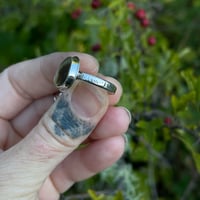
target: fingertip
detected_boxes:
[91,106,130,140]
[99,135,125,171]
[84,136,125,171]
[120,106,132,124]
[107,135,125,161]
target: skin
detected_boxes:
[51,92,95,139]
[0,52,131,200]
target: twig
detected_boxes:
[140,136,171,168]
[148,154,159,200]
[180,174,199,200]
[128,126,171,168]
[131,109,200,140]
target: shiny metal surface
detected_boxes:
[54,56,117,94]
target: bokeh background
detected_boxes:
[1,0,200,199]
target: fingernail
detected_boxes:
[123,107,132,123]
[122,134,128,144]
[71,82,106,118]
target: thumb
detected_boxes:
[0,82,108,199]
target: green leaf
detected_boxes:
[137,119,163,145]
[181,70,196,91]
[171,91,195,112]
[108,0,124,9]
[176,133,200,173]
[178,47,191,58]
[84,17,103,25]
[88,189,104,200]
[113,191,124,200]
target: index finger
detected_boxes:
[0,52,99,119]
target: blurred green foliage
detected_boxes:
[1,0,200,199]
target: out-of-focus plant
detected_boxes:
[1,0,200,199]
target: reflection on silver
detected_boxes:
[54,56,117,94]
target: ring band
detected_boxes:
[77,73,117,94]
[54,56,117,94]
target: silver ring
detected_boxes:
[54,56,117,94]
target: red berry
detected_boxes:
[91,0,101,9]
[140,18,150,27]
[164,117,172,126]
[148,36,156,46]
[127,2,136,11]
[71,8,82,19]
[135,9,146,20]
[91,43,101,52]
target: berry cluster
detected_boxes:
[134,9,150,28]
[71,0,101,20]
[71,1,156,53]
[127,2,156,46]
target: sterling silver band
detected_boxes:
[77,72,116,94]
[54,56,117,94]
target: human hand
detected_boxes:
[0,52,131,200]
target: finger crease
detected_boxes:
[49,175,61,195]
[10,122,24,140]
[7,69,34,101]
[59,161,75,188]
[40,119,75,149]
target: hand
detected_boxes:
[0,52,131,200]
